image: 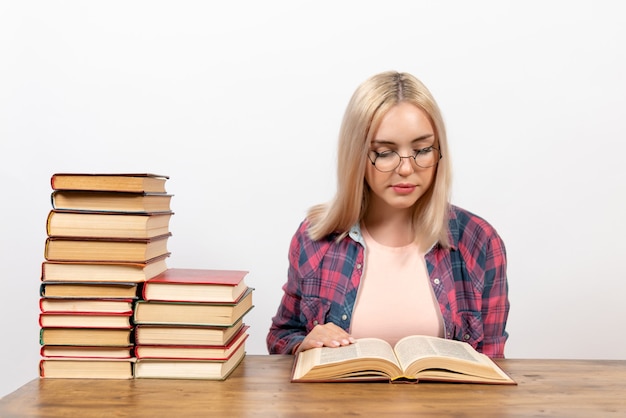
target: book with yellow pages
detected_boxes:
[51,190,172,213]
[133,287,254,326]
[291,335,516,384]
[40,328,133,346]
[46,210,173,239]
[40,281,140,299]
[142,268,248,303]
[51,173,168,193]
[44,234,171,263]
[39,357,134,379]
[41,256,168,283]
[134,341,246,380]
[134,319,245,346]
[40,345,133,359]
[134,326,249,360]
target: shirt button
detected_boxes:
[341,314,348,321]
[313,320,319,326]
[356,263,362,270]
[464,334,470,340]
[433,278,441,285]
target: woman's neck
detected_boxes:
[362,210,415,247]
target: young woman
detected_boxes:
[266,71,510,358]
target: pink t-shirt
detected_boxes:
[350,227,444,346]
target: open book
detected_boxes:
[292,335,516,384]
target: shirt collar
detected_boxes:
[349,209,458,252]
[348,223,366,246]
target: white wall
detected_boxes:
[1,1,625,398]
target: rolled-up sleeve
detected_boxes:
[479,231,509,358]
[266,225,308,354]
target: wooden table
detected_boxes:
[1,355,625,417]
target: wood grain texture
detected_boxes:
[1,356,625,417]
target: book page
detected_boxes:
[427,337,485,362]
[292,337,401,381]
[317,338,398,366]
[394,335,483,371]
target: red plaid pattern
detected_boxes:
[267,205,510,358]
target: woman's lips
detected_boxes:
[391,184,416,194]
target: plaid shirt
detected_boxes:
[267,205,510,358]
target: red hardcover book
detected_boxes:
[142,268,249,303]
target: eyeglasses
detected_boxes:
[368,146,442,172]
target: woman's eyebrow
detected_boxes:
[411,134,435,143]
[371,134,434,145]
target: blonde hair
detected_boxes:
[307,71,452,249]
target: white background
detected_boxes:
[1,1,625,398]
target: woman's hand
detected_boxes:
[295,323,356,353]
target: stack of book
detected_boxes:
[39,173,173,379]
[133,268,253,380]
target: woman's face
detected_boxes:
[365,102,437,215]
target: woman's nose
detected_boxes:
[396,155,416,174]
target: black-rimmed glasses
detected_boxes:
[368,146,442,172]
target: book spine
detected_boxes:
[45,211,53,236]
[39,359,45,378]
[43,238,51,260]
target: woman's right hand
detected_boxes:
[295,322,356,353]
